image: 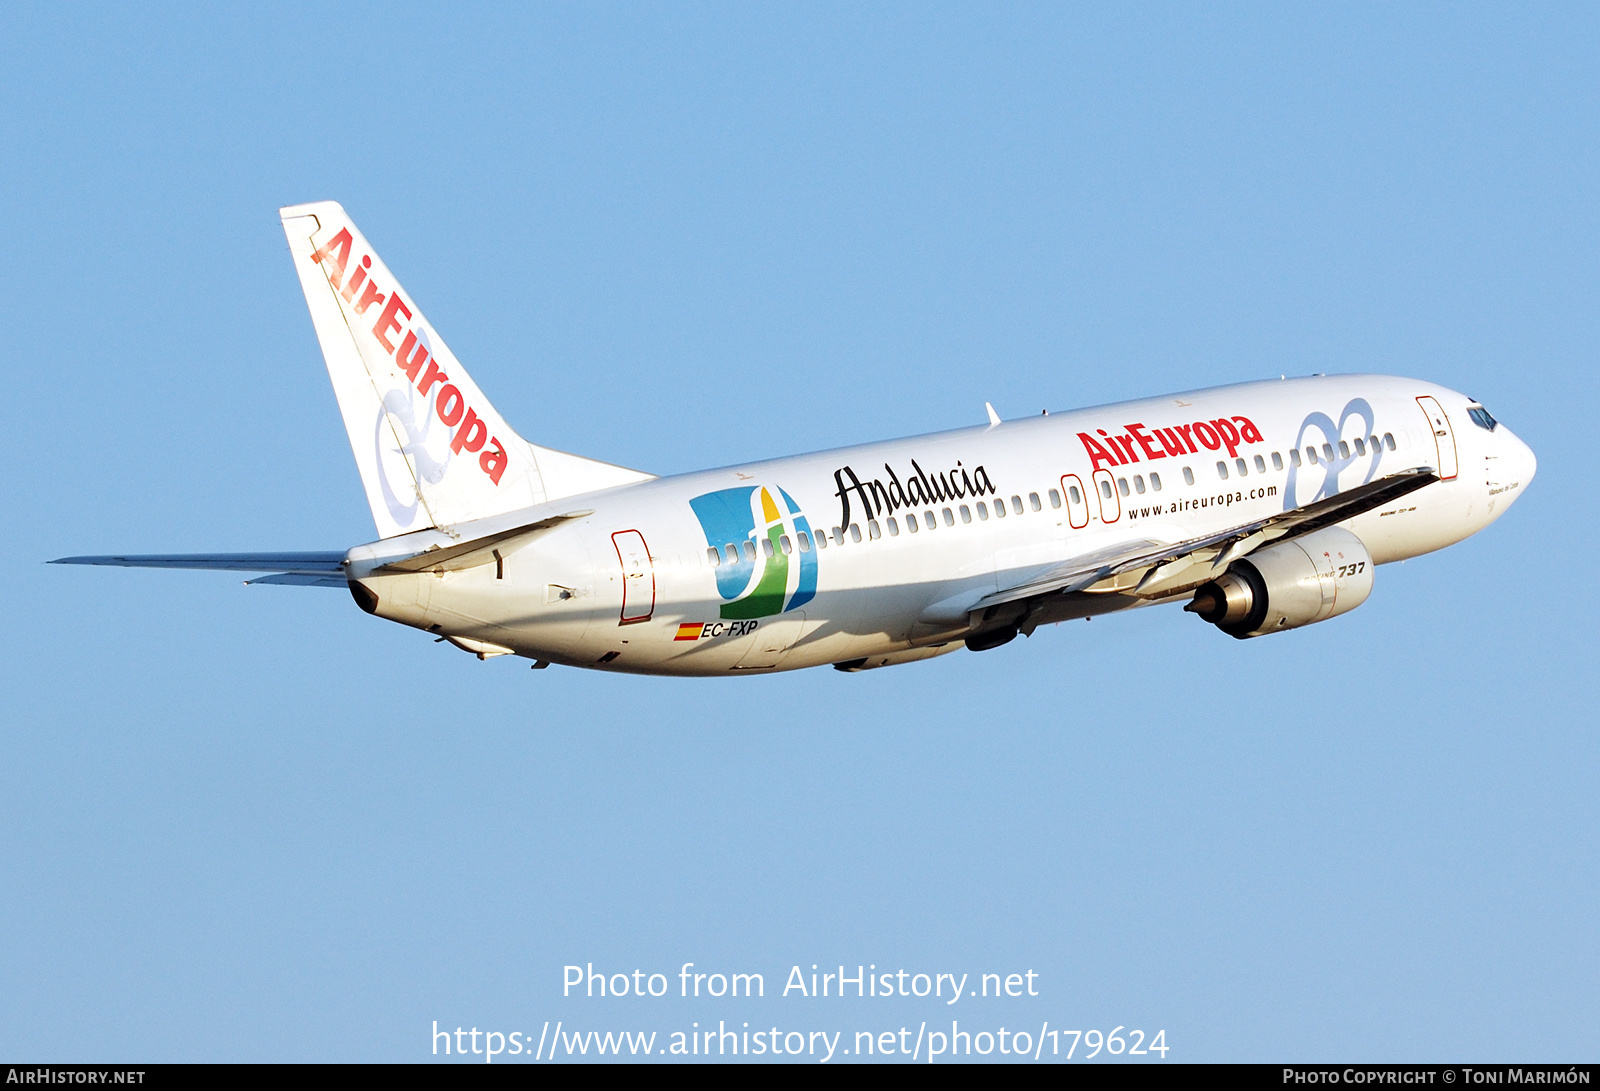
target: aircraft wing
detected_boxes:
[978,466,1439,609]
[50,552,349,588]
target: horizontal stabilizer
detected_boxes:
[51,552,346,574]
[372,511,592,575]
[245,573,349,587]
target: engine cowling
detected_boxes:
[1186,526,1374,639]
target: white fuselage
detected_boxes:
[345,375,1535,675]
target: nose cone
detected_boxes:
[1503,426,1537,490]
[1493,425,1536,513]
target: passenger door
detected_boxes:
[611,530,655,624]
[1416,396,1459,481]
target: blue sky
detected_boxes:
[2,3,1595,1062]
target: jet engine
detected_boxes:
[1186,526,1374,639]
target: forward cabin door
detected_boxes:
[612,530,655,624]
[1415,396,1459,481]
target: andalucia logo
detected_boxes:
[690,486,818,620]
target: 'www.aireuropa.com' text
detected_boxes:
[432,1020,1169,1063]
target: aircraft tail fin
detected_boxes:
[279,201,652,538]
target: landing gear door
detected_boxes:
[612,530,655,624]
[1091,469,1121,523]
[1416,396,1459,481]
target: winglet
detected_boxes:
[985,402,1001,427]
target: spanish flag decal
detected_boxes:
[674,623,704,642]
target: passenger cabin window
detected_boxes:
[1217,461,1229,479]
[850,524,862,543]
[1011,496,1024,515]
[779,535,793,554]
[1182,467,1195,485]
[886,517,899,537]
[1116,478,1130,497]
[1029,492,1042,511]
[868,520,881,540]
[942,507,955,526]
[1049,489,1062,508]
[1384,433,1396,450]
[906,514,918,533]
[1323,443,1335,461]
[1067,485,1082,504]
[1468,406,1498,431]
[1133,475,1145,494]
[707,547,721,566]
[1235,457,1248,476]
[798,531,812,552]
[1100,480,1113,499]
[959,504,971,523]
[977,500,990,520]
[1272,452,1284,470]
[1339,440,1350,459]
[1150,472,1162,492]
[1354,437,1366,456]
[743,541,758,561]
[1306,447,1318,465]
[762,538,775,558]
[832,526,845,545]
[994,499,1006,517]
[924,510,937,530]
[1254,454,1266,473]
[1290,449,1302,467]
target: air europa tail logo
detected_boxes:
[308,227,508,486]
[1078,414,1264,472]
[690,486,817,620]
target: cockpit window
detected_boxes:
[1467,405,1498,431]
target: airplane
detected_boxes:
[53,202,1537,675]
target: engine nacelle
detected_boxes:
[1186,526,1374,639]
